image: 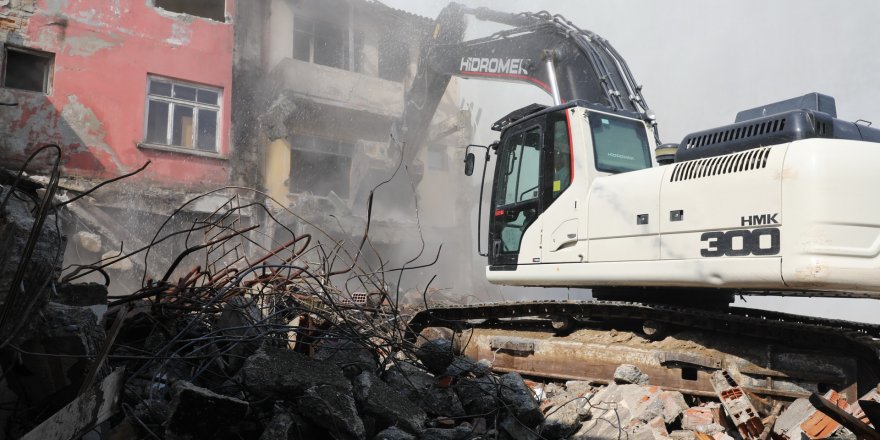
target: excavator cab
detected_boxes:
[486,101,655,270]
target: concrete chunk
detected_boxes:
[423,386,466,418]
[8,302,105,408]
[774,398,813,439]
[455,375,500,416]
[373,427,415,440]
[499,372,543,426]
[632,415,670,440]
[500,415,540,440]
[259,411,294,440]
[574,383,677,440]
[670,430,698,440]
[165,381,249,440]
[315,339,378,379]
[415,339,455,375]
[660,391,690,424]
[20,369,124,440]
[73,231,102,253]
[240,346,350,399]
[614,364,650,385]
[540,394,589,439]
[383,363,464,417]
[353,372,426,435]
[297,385,365,440]
[420,426,476,440]
[442,355,479,377]
[563,381,595,398]
[259,410,321,440]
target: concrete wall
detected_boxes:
[273,58,403,117]
[266,0,293,71]
[0,0,235,190]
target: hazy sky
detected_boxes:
[380,0,880,323]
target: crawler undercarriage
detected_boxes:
[408,300,880,402]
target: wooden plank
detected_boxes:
[808,393,880,440]
[860,399,880,430]
[21,368,125,440]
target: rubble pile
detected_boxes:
[0,169,562,439]
[533,365,880,440]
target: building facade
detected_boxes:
[0,0,235,187]
[0,0,240,290]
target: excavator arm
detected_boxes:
[395,3,656,166]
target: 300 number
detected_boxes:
[700,228,780,257]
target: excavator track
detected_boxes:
[407,300,880,400]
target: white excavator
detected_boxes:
[396,3,880,301]
[397,4,880,400]
[477,93,880,299]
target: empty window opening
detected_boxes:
[154,0,225,22]
[3,47,53,94]
[145,77,221,152]
[290,133,354,198]
[292,0,364,72]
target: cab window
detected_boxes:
[497,127,542,206]
[589,113,651,173]
[549,111,571,200]
[492,126,542,256]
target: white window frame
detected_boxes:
[293,14,316,64]
[143,76,222,153]
[292,5,360,72]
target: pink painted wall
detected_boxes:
[2,0,234,188]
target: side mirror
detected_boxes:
[464,152,475,176]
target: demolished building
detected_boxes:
[233,0,478,298]
[0,0,477,297]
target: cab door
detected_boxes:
[489,125,543,267]
[540,108,583,263]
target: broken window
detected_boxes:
[145,77,221,152]
[292,9,363,71]
[2,47,53,94]
[290,133,353,198]
[154,0,226,22]
[293,15,315,63]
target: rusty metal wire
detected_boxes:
[55,152,447,434]
[2,136,462,437]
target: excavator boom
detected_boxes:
[396,3,654,167]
